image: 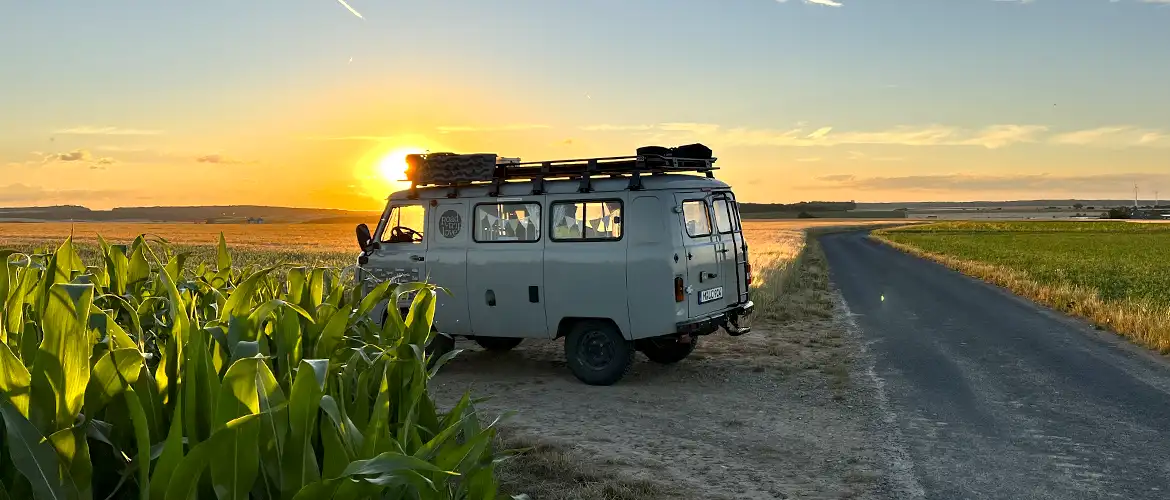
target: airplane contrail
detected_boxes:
[335,0,364,19]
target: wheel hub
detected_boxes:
[579,330,614,370]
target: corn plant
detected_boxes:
[0,234,515,500]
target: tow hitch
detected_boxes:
[725,303,753,337]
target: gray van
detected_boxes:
[354,146,754,385]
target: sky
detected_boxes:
[1,0,1169,210]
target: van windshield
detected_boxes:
[382,204,425,243]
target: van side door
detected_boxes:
[466,198,549,338]
[675,194,726,319]
[426,200,471,335]
[366,202,428,285]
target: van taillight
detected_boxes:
[674,277,685,302]
[745,262,753,285]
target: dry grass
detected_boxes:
[496,431,681,500]
[875,234,1170,354]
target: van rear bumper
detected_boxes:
[675,301,755,337]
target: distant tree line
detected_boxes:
[738,201,858,213]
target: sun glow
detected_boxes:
[378,147,425,184]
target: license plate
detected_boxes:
[698,286,723,304]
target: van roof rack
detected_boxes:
[408,146,719,198]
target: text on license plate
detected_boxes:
[698,287,723,304]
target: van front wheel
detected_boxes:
[565,321,634,386]
[637,336,698,364]
[473,336,523,351]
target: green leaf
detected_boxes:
[148,398,183,500]
[313,309,348,360]
[164,413,261,500]
[282,359,328,496]
[46,426,91,500]
[84,347,144,413]
[5,258,38,341]
[123,388,152,500]
[0,250,13,342]
[220,268,277,322]
[356,280,394,319]
[216,233,232,275]
[0,400,76,500]
[126,238,151,287]
[0,342,31,417]
[31,283,95,433]
[340,451,453,479]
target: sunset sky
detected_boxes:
[2,1,1168,210]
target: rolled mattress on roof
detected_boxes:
[405,153,497,185]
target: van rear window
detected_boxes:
[552,200,622,241]
[712,198,736,234]
[682,200,712,237]
[474,203,541,242]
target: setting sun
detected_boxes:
[378,147,426,184]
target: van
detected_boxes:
[354,146,754,385]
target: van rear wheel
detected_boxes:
[473,336,523,351]
[638,336,698,364]
[565,321,633,386]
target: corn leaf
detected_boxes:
[164,413,261,500]
[123,388,151,500]
[148,399,183,500]
[46,426,91,500]
[282,359,327,497]
[220,268,277,322]
[84,348,144,413]
[216,233,231,276]
[31,283,95,433]
[0,342,31,417]
[0,400,76,500]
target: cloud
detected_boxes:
[580,124,657,132]
[435,124,550,133]
[582,122,1048,149]
[53,126,163,136]
[38,149,117,166]
[1050,126,1170,148]
[810,172,1170,193]
[194,154,252,165]
[583,122,1170,149]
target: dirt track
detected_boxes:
[431,301,888,499]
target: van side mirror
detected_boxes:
[356,224,374,251]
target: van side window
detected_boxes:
[712,198,735,234]
[682,200,712,237]
[551,200,622,241]
[473,202,541,242]
[381,204,425,243]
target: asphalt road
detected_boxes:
[821,231,1170,500]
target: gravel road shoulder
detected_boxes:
[430,242,894,500]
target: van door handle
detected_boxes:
[718,248,729,254]
[410,255,425,262]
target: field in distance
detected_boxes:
[876,221,1170,353]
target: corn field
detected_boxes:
[0,234,513,500]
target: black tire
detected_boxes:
[638,336,698,364]
[564,321,634,386]
[473,336,523,351]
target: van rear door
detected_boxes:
[675,194,726,318]
[711,193,749,306]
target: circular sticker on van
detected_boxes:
[438,210,461,238]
